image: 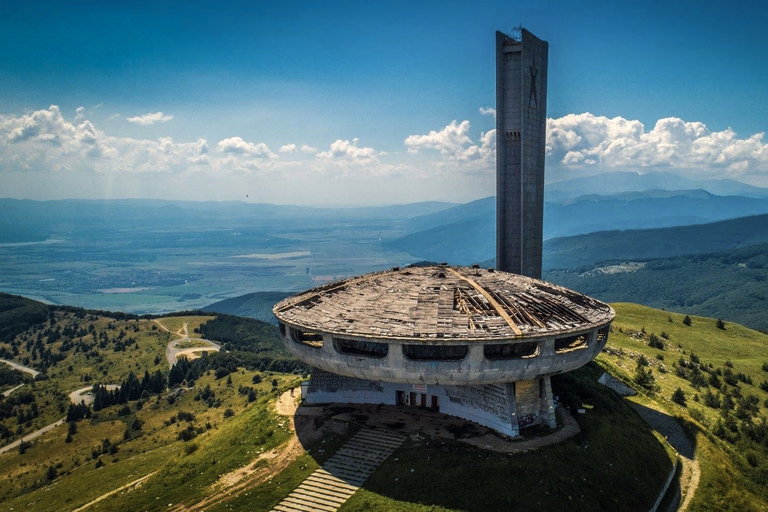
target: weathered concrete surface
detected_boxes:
[598,371,637,396]
[496,29,548,278]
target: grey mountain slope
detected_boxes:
[386,192,768,265]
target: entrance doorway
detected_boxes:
[396,391,439,410]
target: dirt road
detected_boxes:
[0,358,40,377]
[154,320,220,367]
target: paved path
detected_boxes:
[0,418,65,455]
[0,358,40,377]
[271,427,406,512]
[1,383,120,456]
[2,384,24,397]
[154,320,220,367]
[630,401,700,511]
[69,384,121,406]
[71,471,157,512]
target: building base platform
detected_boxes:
[304,368,557,438]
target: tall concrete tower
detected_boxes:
[496,29,548,279]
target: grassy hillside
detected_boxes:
[5,293,768,510]
[548,242,768,331]
[0,293,303,510]
[599,303,768,510]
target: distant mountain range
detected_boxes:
[202,291,290,324]
[386,191,768,265]
[543,214,768,271]
[545,171,768,202]
[546,241,768,332]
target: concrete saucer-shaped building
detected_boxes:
[274,265,614,437]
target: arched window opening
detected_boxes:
[402,344,468,361]
[290,328,323,348]
[484,342,539,360]
[333,338,388,358]
[555,334,588,353]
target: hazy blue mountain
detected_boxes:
[545,171,768,202]
[202,291,291,324]
[406,197,495,232]
[543,213,768,271]
[0,198,455,243]
[386,192,768,265]
[546,241,768,332]
[545,189,768,238]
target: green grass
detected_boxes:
[0,371,299,511]
[337,363,673,512]
[597,303,768,510]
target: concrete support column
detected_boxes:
[504,382,520,437]
[539,376,556,428]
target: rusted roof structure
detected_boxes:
[274,265,614,341]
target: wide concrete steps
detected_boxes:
[272,427,406,512]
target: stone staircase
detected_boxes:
[272,427,406,512]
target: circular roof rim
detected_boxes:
[273,264,615,340]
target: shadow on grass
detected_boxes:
[629,402,697,459]
[289,363,675,511]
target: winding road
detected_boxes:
[1,358,41,398]
[153,320,220,367]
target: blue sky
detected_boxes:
[1,0,767,205]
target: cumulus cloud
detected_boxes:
[279,143,297,153]
[300,144,318,154]
[405,120,495,164]
[317,138,379,163]
[480,107,496,119]
[217,136,276,158]
[75,106,85,121]
[126,111,174,125]
[546,113,768,175]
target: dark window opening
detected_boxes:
[290,328,323,348]
[403,344,468,361]
[333,338,388,358]
[278,323,286,336]
[484,342,539,360]
[597,326,610,344]
[555,334,588,353]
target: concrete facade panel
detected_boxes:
[496,29,548,279]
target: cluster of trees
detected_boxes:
[92,370,167,411]
[0,390,38,425]
[198,315,307,374]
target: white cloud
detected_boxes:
[109,113,121,121]
[217,136,276,159]
[317,138,379,163]
[3,105,767,201]
[75,106,85,121]
[126,111,174,125]
[546,113,768,177]
[404,120,494,165]
[480,107,496,119]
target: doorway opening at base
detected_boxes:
[396,390,439,411]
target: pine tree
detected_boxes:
[672,387,687,406]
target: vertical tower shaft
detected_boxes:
[496,29,548,279]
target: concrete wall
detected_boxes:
[280,321,610,386]
[305,368,523,437]
[496,29,548,279]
